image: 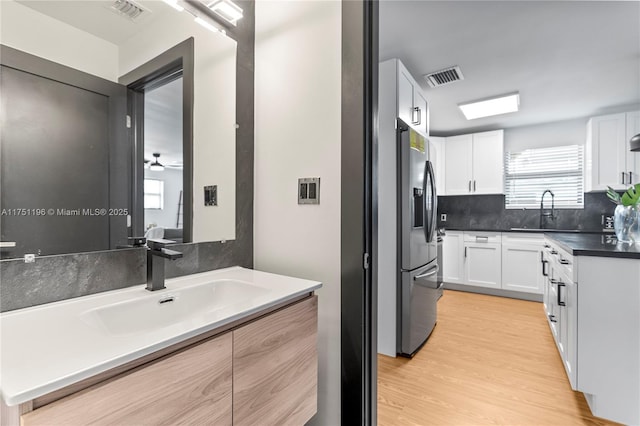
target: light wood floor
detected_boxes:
[377,290,619,426]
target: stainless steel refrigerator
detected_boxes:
[396,118,439,357]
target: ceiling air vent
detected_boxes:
[109,0,148,21]
[423,66,464,88]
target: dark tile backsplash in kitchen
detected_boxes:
[437,192,615,231]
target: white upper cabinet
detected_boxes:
[472,130,505,194]
[626,111,640,185]
[586,111,640,191]
[444,130,504,195]
[429,137,446,196]
[381,59,429,137]
[444,134,473,195]
[397,69,414,128]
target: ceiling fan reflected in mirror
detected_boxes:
[149,153,164,171]
[144,154,183,170]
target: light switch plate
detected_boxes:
[204,185,217,206]
[298,177,320,204]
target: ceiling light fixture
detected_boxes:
[194,16,225,34]
[205,0,243,25]
[458,92,520,120]
[149,153,165,171]
[162,0,184,12]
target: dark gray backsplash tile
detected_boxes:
[0,248,146,312]
[438,192,616,231]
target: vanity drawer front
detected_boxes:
[233,296,318,426]
[22,332,233,426]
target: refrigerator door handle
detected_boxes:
[415,264,439,280]
[428,160,437,242]
[423,160,437,244]
[422,160,429,244]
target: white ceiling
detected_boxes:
[379,1,640,136]
[16,0,173,45]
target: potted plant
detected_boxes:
[607,184,640,243]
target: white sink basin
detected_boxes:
[81,279,270,336]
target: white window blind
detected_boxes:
[505,145,584,209]
[144,179,164,210]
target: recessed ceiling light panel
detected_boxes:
[205,0,243,25]
[458,92,520,120]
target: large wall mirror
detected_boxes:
[0,0,237,260]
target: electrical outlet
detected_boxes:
[24,254,35,263]
[440,214,447,222]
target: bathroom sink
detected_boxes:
[81,280,269,336]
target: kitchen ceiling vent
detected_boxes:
[423,66,464,88]
[109,0,148,21]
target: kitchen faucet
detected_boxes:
[146,239,183,291]
[539,190,556,229]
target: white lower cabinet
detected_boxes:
[542,240,577,390]
[463,233,502,289]
[443,231,544,295]
[442,231,464,283]
[502,233,544,293]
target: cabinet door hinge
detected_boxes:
[126,115,132,128]
[363,253,370,270]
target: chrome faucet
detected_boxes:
[540,190,556,229]
[146,239,183,291]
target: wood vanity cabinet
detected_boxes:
[233,296,317,425]
[22,333,234,426]
[20,296,318,426]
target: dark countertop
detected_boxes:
[442,227,611,235]
[545,233,640,260]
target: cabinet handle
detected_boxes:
[464,247,467,258]
[412,107,421,125]
[548,314,557,323]
[622,172,626,184]
[473,180,476,192]
[468,180,472,192]
[630,171,633,183]
[559,259,570,265]
[557,282,566,307]
[475,236,489,242]
[550,278,558,285]
[544,244,550,249]
[541,260,548,277]
[550,250,558,255]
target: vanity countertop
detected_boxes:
[545,233,640,259]
[0,267,322,406]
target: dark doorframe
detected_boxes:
[119,38,195,243]
[341,1,378,424]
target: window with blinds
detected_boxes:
[504,145,584,209]
[144,179,164,210]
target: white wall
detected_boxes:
[0,0,119,81]
[254,1,341,424]
[119,9,237,243]
[503,117,587,152]
[144,168,183,230]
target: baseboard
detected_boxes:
[443,282,543,302]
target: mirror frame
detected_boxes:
[119,38,195,243]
